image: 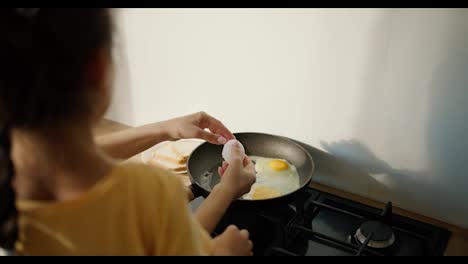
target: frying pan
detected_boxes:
[187,132,315,208]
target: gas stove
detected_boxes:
[191,187,451,256]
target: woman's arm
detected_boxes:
[96,122,170,160]
[194,144,256,234]
[96,112,235,160]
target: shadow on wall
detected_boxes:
[425,10,468,226]
[319,139,426,202]
[291,139,389,201]
[318,9,468,227]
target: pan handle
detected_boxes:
[189,183,203,200]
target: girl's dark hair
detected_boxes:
[0,8,113,251]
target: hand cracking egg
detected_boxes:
[221,139,245,163]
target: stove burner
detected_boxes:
[198,188,450,256]
[355,221,395,249]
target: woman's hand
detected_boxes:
[162,111,235,145]
[217,143,256,200]
[96,111,234,160]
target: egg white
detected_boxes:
[242,156,300,200]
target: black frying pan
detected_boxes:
[187,132,314,208]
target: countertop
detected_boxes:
[94,119,468,256]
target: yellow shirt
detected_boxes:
[15,163,213,256]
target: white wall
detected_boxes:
[107,8,468,228]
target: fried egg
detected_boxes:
[242,156,300,200]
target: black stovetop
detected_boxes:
[192,187,451,256]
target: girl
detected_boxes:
[0,8,256,256]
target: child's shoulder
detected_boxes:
[110,162,182,192]
[107,162,189,216]
[116,161,168,176]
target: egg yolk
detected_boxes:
[252,186,282,200]
[269,159,289,171]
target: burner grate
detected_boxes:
[206,187,451,256]
[263,188,451,256]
